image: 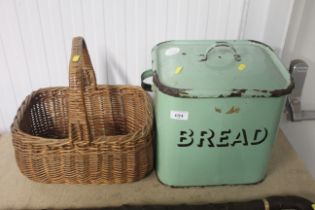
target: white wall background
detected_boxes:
[0,0,293,133]
[280,0,315,178]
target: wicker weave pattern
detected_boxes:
[11,37,153,184]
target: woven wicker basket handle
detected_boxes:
[68,37,97,144]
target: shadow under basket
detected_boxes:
[11,37,153,184]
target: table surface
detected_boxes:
[0,130,314,209]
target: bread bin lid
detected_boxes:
[151,40,293,98]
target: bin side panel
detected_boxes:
[155,91,285,186]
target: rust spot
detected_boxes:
[226,89,247,97]
[270,81,294,97]
[253,79,294,97]
[229,92,242,97]
[153,73,189,97]
[232,89,247,93]
[253,89,268,93]
[226,106,240,114]
[151,72,293,98]
[214,107,222,113]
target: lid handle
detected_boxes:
[200,42,241,62]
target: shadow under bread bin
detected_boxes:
[141,40,293,187]
[11,37,153,184]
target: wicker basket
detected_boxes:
[11,37,153,184]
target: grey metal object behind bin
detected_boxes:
[286,59,315,121]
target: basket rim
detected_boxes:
[11,84,153,145]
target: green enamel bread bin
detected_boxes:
[141,40,293,187]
